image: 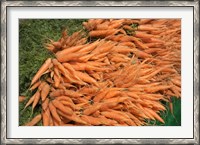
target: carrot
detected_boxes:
[38,81,47,91]
[52,41,62,49]
[19,96,26,103]
[132,37,149,49]
[89,30,107,37]
[49,114,54,126]
[31,58,52,85]
[78,86,99,95]
[139,19,154,24]
[56,49,83,63]
[144,85,172,93]
[145,108,165,123]
[45,43,56,52]
[81,115,102,125]
[32,91,41,113]
[171,78,181,87]
[29,81,41,91]
[134,31,156,38]
[79,40,100,53]
[49,102,61,123]
[101,111,130,123]
[59,100,75,111]
[41,83,50,101]
[24,114,42,126]
[57,110,87,125]
[56,44,84,56]
[55,96,74,105]
[140,65,172,79]
[23,95,35,110]
[50,89,82,98]
[42,98,49,111]
[83,103,101,115]
[42,107,50,126]
[53,59,75,82]
[98,115,118,126]
[52,99,73,115]
[53,73,61,88]
[104,90,121,99]
[137,25,158,31]
[75,71,99,87]
[100,102,118,111]
[96,23,109,30]
[93,89,109,102]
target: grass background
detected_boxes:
[19,19,181,126]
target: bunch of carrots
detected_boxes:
[20,19,181,126]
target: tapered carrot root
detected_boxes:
[24,114,42,126]
[41,83,50,101]
[31,58,52,85]
[52,99,73,115]
[42,107,50,126]
[49,102,62,123]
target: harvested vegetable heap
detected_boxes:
[21,19,181,126]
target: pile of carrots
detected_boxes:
[21,19,181,126]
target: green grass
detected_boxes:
[19,19,181,126]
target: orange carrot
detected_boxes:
[29,81,41,91]
[49,102,61,123]
[31,58,52,85]
[145,108,165,123]
[24,114,42,126]
[52,99,73,115]
[42,98,49,111]
[32,91,41,112]
[81,115,102,125]
[23,95,35,110]
[75,71,99,87]
[57,110,87,125]
[19,96,26,103]
[42,108,50,126]
[83,103,101,115]
[41,83,50,101]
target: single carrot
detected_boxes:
[49,102,61,123]
[137,25,158,31]
[56,51,83,63]
[50,89,82,98]
[24,114,42,126]
[32,91,41,113]
[52,99,73,115]
[31,58,52,85]
[42,98,49,111]
[29,81,41,91]
[49,114,54,126]
[42,107,50,126]
[23,95,35,110]
[41,83,50,101]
